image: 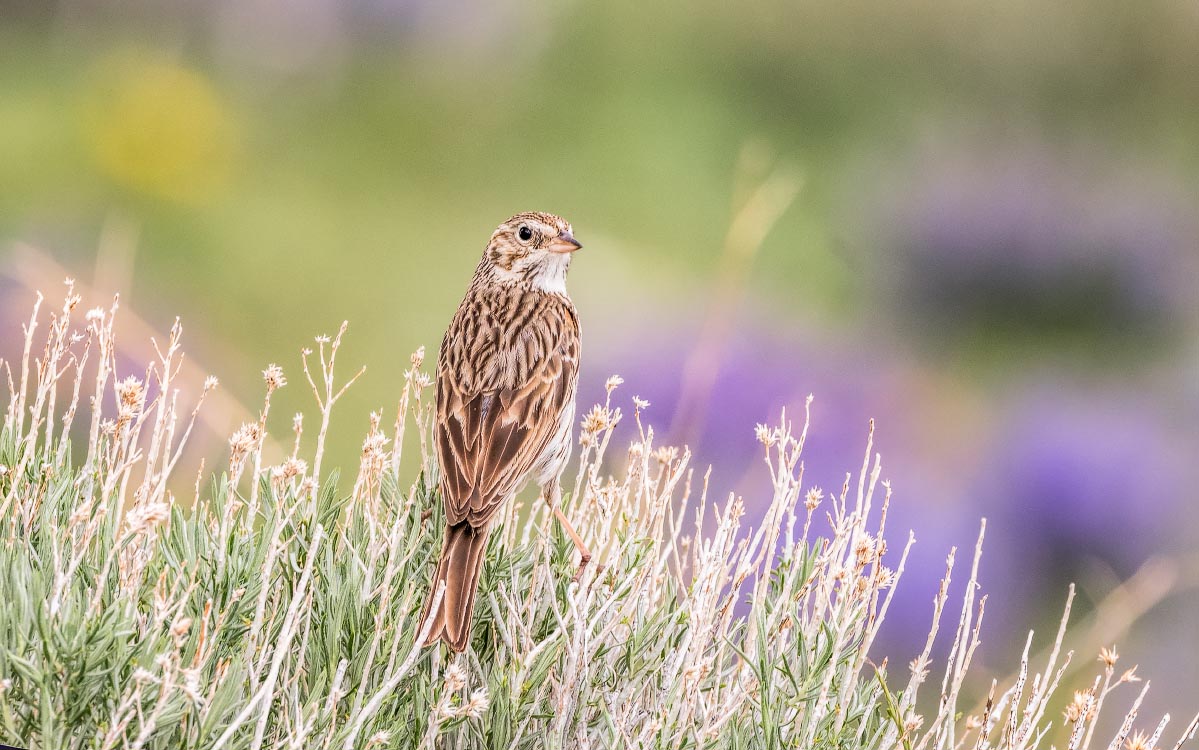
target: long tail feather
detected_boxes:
[420,521,490,651]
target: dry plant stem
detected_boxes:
[1,284,1195,750]
[7,245,264,443]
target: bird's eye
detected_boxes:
[517,225,533,242]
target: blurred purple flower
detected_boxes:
[982,383,1192,572]
[873,142,1198,342]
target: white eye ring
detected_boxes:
[517,225,534,243]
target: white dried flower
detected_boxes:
[854,534,876,568]
[581,404,612,435]
[262,364,286,391]
[115,376,144,409]
[903,713,924,735]
[410,346,425,367]
[228,422,262,470]
[203,376,219,391]
[876,566,896,588]
[632,396,650,410]
[804,487,824,511]
[443,663,467,693]
[1064,690,1093,723]
[124,501,170,536]
[272,458,308,483]
[604,374,623,393]
[1099,645,1119,668]
[131,667,156,684]
[361,429,390,457]
[464,687,489,718]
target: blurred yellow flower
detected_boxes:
[82,51,236,204]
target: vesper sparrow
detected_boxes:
[420,211,590,652]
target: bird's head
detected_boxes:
[480,211,582,293]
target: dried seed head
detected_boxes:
[653,446,679,465]
[581,404,612,436]
[464,687,489,718]
[115,376,144,409]
[1064,690,1093,723]
[125,501,170,537]
[171,617,192,638]
[228,422,261,463]
[876,566,896,588]
[203,376,219,391]
[1099,645,1119,668]
[1126,730,1155,750]
[272,457,308,484]
[903,713,924,735]
[262,364,286,391]
[410,346,425,368]
[854,534,876,568]
[1119,666,1141,683]
[805,487,824,511]
[604,374,623,393]
[444,663,467,693]
[361,428,389,458]
[755,423,778,447]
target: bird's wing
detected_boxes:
[436,289,579,528]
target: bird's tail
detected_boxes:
[420,521,490,652]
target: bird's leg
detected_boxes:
[543,482,592,582]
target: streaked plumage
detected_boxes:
[420,211,586,652]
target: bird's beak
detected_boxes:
[546,230,582,254]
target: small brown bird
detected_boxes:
[420,211,590,652]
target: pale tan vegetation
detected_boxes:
[0,284,1193,749]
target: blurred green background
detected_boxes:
[2,0,1197,723]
